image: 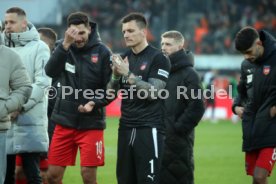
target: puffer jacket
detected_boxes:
[160,50,205,184]
[5,22,51,154]
[0,44,32,130]
[45,22,112,130]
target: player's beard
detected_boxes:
[252,47,263,64]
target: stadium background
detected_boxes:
[1,0,276,183]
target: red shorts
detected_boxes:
[245,147,276,176]
[16,155,48,170]
[48,124,104,167]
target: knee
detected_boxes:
[47,169,62,184]
[15,166,25,180]
[253,174,267,184]
[40,169,48,184]
[81,167,97,184]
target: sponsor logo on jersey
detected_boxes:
[263,65,270,75]
[157,69,169,78]
[91,54,99,63]
[140,61,148,70]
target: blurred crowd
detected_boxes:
[59,0,276,54]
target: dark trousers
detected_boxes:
[116,127,164,184]
[5,153,42,184]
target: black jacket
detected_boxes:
[45,22,112,130]
[232,60,255,114]
[160,50,205,184]
[236,30,276,151]
[244,30,276,151]
[232,60,256,151]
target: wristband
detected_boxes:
[112,74,121,80]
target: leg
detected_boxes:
[15,166,27,184]
[47,165,66,184]
[47,125,78,184]
[77,130,104,184]
[15,155,27,184]
[0,131,7,184]
[134,128,164,184]
[252,147,276,184]
[160,131,195,184]
[116,128,136,184]
[4,154,16,184]
[21,153,42,184]
[40,156,49,184]
[81,167,97,184]
[253,167,268,184]
[40,169,48,184]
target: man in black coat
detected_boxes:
[159,30,205,184]
[235,26,276,184]
[45,12,112,184]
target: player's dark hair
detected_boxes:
[38,28,57,43]
[6,7,26,17]
[67,12,90,27]
[121,12,147,29]
[235,26,259,52]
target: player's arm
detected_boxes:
[114,53,171,100]
[45,43,67,78]
[232,61,247,117]
[128,76,166,100]
[45,27,79,78]
[22,43,51,112]
[0,52,32,119]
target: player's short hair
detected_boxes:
[121,12,147,29]
[38,28,57,43]
[67,12,90,27]
[6,7,26,17]
[38,28,57,51]
[162,30,185,45]
[235,26,259,52]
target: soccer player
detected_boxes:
[109,13,170,184]
[234,26,276,184]
[159,30,205,184]
[4,7,51,184]
[0,20,32,184]
[45,12,112,184]
[80,12,171,184]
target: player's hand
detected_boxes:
[112,55,129,77]
[78,101,95,113]
[62,27,79,50]
[10,111,20,121]
[270,106,276,118]
[234,106,244,118]
[110,55,121,77]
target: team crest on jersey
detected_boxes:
[263,65,270,75]
[140,62,148,70]
[91,54,98,63]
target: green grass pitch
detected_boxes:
[62,118,276,184]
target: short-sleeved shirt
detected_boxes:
[119,45,171,129]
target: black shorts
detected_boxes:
[116,127,164,184]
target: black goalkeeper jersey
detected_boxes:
[119,45,171,129]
